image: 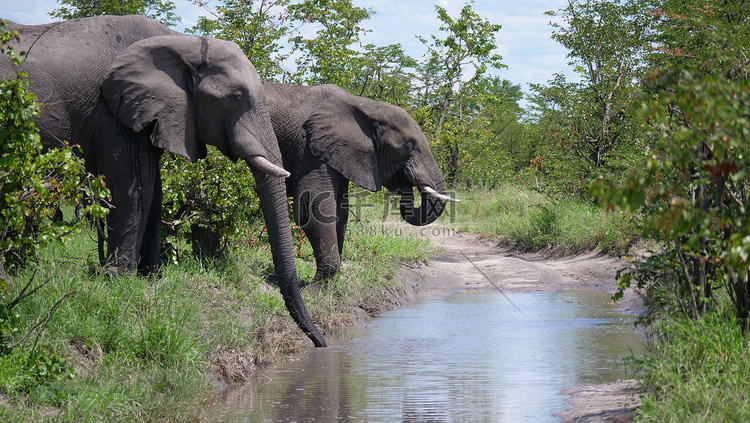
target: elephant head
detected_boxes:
[100,35,325,347]
[304,95,458,226]
[101,35,286,176]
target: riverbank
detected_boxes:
[0,222,433,422]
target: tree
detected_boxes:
[50,0,181,27]
[418,2,504,132]
[416,2,505,187]
[597,0,750,328]
[529,0,649,195]
[467,77,532,173]
[286,0,373,87]
[190,0,291,79]
[349,43,417,107]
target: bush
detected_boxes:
[0,21,109,275]
[160,147,262,265]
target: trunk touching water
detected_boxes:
[251,167,327,347]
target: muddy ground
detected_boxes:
[396,229,645,423]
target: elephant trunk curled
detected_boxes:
[397,158,450,227]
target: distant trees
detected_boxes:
[50,0,181,26]
[190,0,291,79]
[528,0,649,196]
[286,0,373,86]
[414,3,506,187]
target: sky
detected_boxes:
[0,0,578,104]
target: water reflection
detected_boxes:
[208,288,644,422]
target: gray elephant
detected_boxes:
[1,16,326,347]
[262,81,458,283]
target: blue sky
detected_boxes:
[1,0,577,102]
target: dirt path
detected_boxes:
[397,228,644,423]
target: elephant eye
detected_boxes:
[231,91,244,104]
[405,141,415,153]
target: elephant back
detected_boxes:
[12,16,176,84]
[262,81,347,169]
[2,16,177,149]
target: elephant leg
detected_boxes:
[98,132,162,274]
[296,169,342,284]
[335,178,350,257]
[137,150,163,277]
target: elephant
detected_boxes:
[0,16,326,347]
[262,81,458,284]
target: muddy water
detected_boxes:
[208,288,644,422]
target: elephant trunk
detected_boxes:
[399,189,446,226]
[251,169,327,347]
[398,162,451,227]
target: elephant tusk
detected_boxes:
[420,186,461,203]
[247,156,291,178]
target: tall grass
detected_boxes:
[635,309,750,422]
[452,187,636,255]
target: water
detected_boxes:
[208,288,644,422]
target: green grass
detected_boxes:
[0,213,430,422]
[451,186,637,255]
[635,309,750,422]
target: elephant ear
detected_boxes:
[101,35,206,162]
[305,95,383,192]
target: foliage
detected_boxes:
[462,77,531,185]
[529,0,649,197]
[0,274,75,394]
[49,0,181,27]
[0,22,109,275]
[190,0,292,79]
[349,43,418,107]
[287,0,373,87]
[160,148,261,265]
[415,2,505,187]
[595,0,750,328]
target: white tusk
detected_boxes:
[420,186,461,203]
[247,156,291,178]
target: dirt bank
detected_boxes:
[397,229,645,423]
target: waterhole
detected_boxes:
[208,288,644,422]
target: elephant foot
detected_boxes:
[301,280,325,293]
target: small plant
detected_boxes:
[0,273,75,393]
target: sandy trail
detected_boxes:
[397,228,644,423]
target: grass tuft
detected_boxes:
[452,187,636,255]
[636,309,750,422]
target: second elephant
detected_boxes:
[263,81,457,283]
